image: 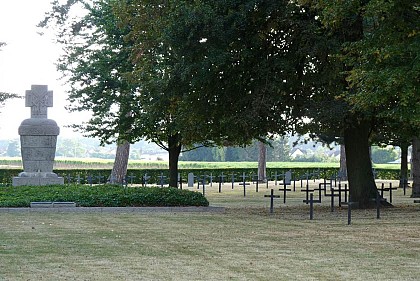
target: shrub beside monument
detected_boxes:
[0,185,209,207]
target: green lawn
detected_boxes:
[0,180,419,280]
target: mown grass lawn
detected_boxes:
[0,180,419,281]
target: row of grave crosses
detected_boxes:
[59,170,402,208]
[62,173,138,186]
[60,170,336,189]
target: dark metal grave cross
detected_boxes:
[208,173,214,187]
[300,173,310,190]
[310,168,320,182]
[126,173,136,185]
[337,184,349,207]
[178,173,183,189]
[218,174,225,192]
[240,172,250,197]
[66,174,73,184]
[86,175,94,186]
[251,174,260,192]
[76,174,82,184]
[219,172,226,185]
[97,174,105,184]
[380,182,397,203]
[197,175,207,189]
[142,174,150,187]
[264,189,280,214]
[301,185,315,204]
[199,176,206,196]
[231,173,236,189]
[272,172,281,186]
[320,178,332,196]
[278,181,292,204]
[159,173,167,188]
[400,179,410,196]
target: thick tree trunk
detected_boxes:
[411,137,420,197]
[399,142,409,189]
[168,134,182,188]
[109,140,130,184]
[339,144,348,181]
[258,141,267,182]
[344,121,379,208]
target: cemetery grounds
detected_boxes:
[0,179,419,281]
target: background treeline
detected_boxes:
[180,138,292,162]
[0,137,402,164]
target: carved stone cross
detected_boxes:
[25,85,53,118]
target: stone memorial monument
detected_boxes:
[12,85,64,186]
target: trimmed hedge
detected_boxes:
[0,185,209,208]
[0,167,403,186]
[55,167,403,184]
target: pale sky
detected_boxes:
[0,0,87,139]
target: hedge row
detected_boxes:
[0,184,209,208]
[0,167,402,185]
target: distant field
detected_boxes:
[0,157,401,170]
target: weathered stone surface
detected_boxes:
[30,202,76,208]
[20,135,57,147]
[21,148,56,161]
[18,119,60,135]
[13,176,64,186]
[52,202,76,208]
[19,161,54,173]
[30,202,53,208]
[13,85,63,186]
[25,85,53,119]
[188,172,194,187]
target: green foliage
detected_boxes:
[0,185,209,208]
[307,0,420,140]
[36,0,417,203]
[40,0,137,145]
[181,138,291,162]
[371,146,398,164]
[343,0,420,127]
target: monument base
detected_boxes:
[12,172,64,186]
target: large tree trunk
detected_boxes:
[344,121,379,208]
[399,142,409,189]
[109,140,130,184]
[411,137,420,197]
[258,141,267,182]
[168,133,182,188]
[339,144,348,180]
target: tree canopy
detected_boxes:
[39,0,137,144]
[136,0,419,205]
[41,0,419,200]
